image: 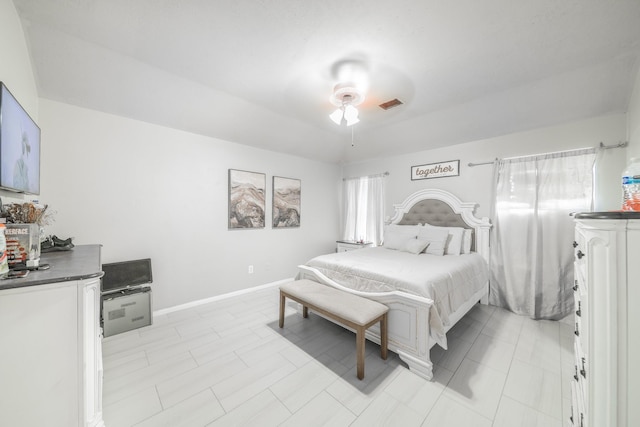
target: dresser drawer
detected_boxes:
[573,230,588,294]
[573,339,588,412]
[571,379,587,427]
[573,275,589,354]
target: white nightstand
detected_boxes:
[336,240,373,252]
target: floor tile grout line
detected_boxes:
[208,385,228,422]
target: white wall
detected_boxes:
[0,0,37,116]
[343,114,627,219]
[628,66,640,159]
[0,0,39,205]
[39,100,341,309]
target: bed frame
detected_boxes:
[297,188,491,380]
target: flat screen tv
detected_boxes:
[0,82,41,195]
[101,258,153,293]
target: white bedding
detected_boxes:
[300,247,489,348]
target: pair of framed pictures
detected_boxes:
[228,169,300,229]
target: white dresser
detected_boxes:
[572,213,640,427]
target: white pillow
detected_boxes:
[422,224,465,255]
[384,234,413,250]
[383,224,419,250]
[384,224,420,236]
[462,229,472,254]
[417,226,449,256]
[402,238,431,255]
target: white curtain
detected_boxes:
[342,174,386,245]
[489,148,596,319]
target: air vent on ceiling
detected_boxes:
[379,98,403,110]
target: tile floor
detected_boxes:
[102,285,574,426]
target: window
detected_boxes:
[342,174,385,245]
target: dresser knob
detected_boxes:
[580,357,586,378]
[576,250,585,259]
[573,241,578,248]
[574,323,579,336]
[576,301,581,317]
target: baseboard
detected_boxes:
[153,277,294,316]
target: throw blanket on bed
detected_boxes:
[299,247,489,348]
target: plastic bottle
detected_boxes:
[622,157,640,211]
[0,224,8,276]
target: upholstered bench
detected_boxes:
[279,279,389,380]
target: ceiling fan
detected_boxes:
[327,60,368,127]
[282,55,412,131]
[326,58,406,127]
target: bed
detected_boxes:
[296,188,491,380]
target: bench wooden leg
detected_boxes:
[380,313,388,360]
[302,305,309,318]
[356,326,365,380]
[279,292,286,328]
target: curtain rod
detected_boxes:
[468,141,628,167]
[343,171,389,181]
[599,141,628,150]
[468,159,498,167]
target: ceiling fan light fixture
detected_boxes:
[329,108,344,125]
[346,116,360,127]
[343,104,359,126]
[328,83,365,126]
[328,102,360,127]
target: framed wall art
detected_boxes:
[272,176,301,228]
[228,169,266,229]
[411,160,460,180]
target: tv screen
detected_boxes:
[102,258,153,293]
[0,82,41,195]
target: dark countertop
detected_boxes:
[575,211,640,220]
[0,244,102,290]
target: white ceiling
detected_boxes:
[14,0,640,164]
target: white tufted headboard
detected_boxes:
[387,189,492,263]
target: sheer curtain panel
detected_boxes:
[489,148,596,319]
[342,175,385,245]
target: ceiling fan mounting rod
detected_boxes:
[330,83,365,107]
[340,94,354,105]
